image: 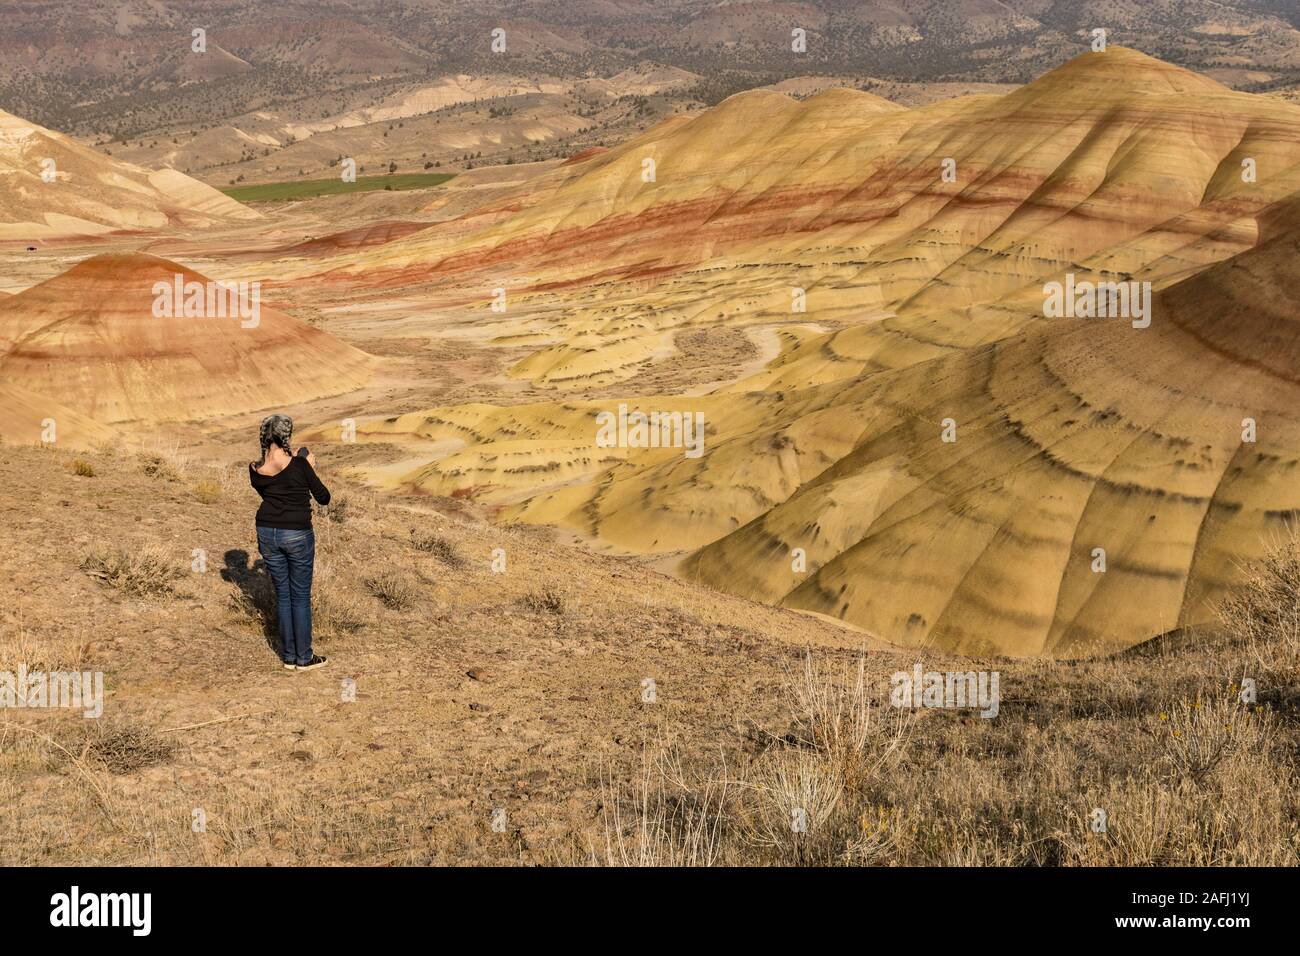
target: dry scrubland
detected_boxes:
[1,443,1295,865]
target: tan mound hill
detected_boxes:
[0,381,115,448]
[329,198,1300,657]
[678,210,1300,657]
[0,109,261,240]
[0,253,373,424]
[275,221,432,257]
[560,146,610,167]
[296,48,1300,393]
[303,50,1300,657]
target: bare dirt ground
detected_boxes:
[2,443,1296,865]
[0,442,873,864]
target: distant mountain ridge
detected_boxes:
[0,108,260,240]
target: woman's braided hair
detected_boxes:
[258,413,294,462]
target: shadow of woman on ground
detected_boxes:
[220,548,284,660]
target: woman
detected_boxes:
[249,413,331,671]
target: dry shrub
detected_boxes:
[522,587,566,616]
[1218,526,1300,673]
[70,459,95,477]
[140,454,183,482]
[601,747,731,867]
[1145,691,1276,786]
[192,480,222,504]
[80,543,183,597]
[80,721,177,775]
[313,561,366,636]
[739,748,851,864]
[365,570,418,610]
[323,495,356,524]
[786,652,909,792]
[411,529,463,567]
[735,654,908,865]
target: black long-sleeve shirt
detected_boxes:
[249,457,331,529]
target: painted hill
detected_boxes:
[0,109,261,239]
[680,205,1300,657]
[0,381,115,448]
[295,49,1300,655]
[294,48,1300,391]
[0,253,373,423]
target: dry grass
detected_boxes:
[192,480,222,504]
[80,720,178,775]
[0,611,89,674]
[140,442,240,499]
[140,454,183,482]
[411,528,463,567]
[600,653,913,866]
[6,445,1297,867]
[364,569,418,610]
[600,643,1298,866]
[1218,525,1300,675]
[70,459,95,477]
[0,730,457,865]
[601,747,731,867]
[522,586,567,616]
[80,543,183,597]
[1145,691,1276,786]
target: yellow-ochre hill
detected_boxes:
[304,48,1300,657]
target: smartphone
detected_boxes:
[296,446,310,458]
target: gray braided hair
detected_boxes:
[258,413,294,460]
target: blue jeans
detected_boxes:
[256,527,315,665]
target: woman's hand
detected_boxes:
[307,451,318,470]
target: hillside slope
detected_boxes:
[0,253,373,423]
[307,50,1300,656]
[0,109,261,239]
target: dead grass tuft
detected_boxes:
[140,454,183,482]
[411,528,463,567]
[192,480,222,504]
[365,570,418,610]
[0,611,90,673]
[80,543,183,597]
[1218,525,1300,674]
[80,721,178,775]
[1145,691,1276,786]
[522,587,567,616]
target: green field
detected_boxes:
[220,172,455,202]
